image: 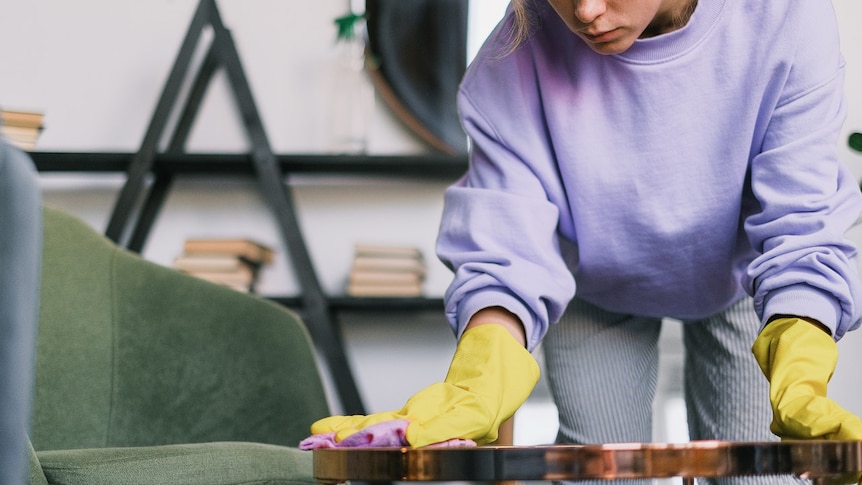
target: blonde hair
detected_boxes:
[500,0,536,56]
[509,0,535,50]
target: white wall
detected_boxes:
[824,0,862,422]
[2,0,861,442]
[5,0,454,299]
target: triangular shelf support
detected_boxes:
[104,0,366,415]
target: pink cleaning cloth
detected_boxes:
[299,419,477,450]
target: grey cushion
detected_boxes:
[0,140,42,485]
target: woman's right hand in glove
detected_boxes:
[301,312,540,449]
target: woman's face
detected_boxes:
[547,0,690,54]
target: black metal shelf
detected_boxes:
[268,295,444,312]
[34,0,466,419]
[31,151,467,179]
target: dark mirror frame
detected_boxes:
[365,0,469,155]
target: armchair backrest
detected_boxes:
[31,205,330,451]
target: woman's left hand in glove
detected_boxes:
[752,316,862,484]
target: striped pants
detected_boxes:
[542,296,802,485]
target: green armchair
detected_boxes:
[29,205,331,484]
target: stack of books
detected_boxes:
[173,238,275,293]
[347,243,426,297]
[0,109,45,151]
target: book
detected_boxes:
[183,238,274,265]
[173,254,256,273]
[0,125,42,140]
[0,109,44,129]
[351,255,426,274]
[176,237,274,293]
[353,243,424,260]
[347,281,423,297]
[184,267,256,286]
[1,108,45,151]
[346,242,426,297]
[181,264,257,292]
[349,270,423,286]
[0,128,40,151]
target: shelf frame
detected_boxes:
[119,0,368,414]
[38,0,454,417]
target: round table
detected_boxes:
[313,441,862,483]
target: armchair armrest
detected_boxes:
[36,442,314,485]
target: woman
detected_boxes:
[303,0,862,477]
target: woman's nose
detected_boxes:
[574,0,606,23]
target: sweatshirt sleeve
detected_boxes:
[743,2,862,340]
[436,88,576,352]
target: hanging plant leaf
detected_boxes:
[334,12,365,41]
[849,132,862,153]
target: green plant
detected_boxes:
[849,132,862,153]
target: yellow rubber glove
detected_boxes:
[752,317,862,440]
[311,324,540,448]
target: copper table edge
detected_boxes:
[312,440,862,483]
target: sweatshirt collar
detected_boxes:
[613,0,727,64]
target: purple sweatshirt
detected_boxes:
[436,0,862,350]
